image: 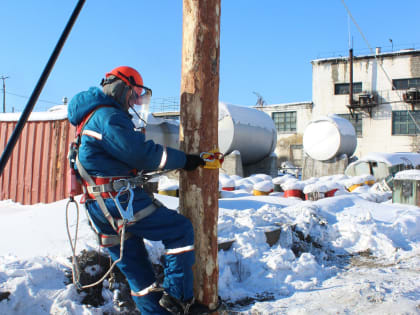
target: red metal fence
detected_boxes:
[0,117,76,205]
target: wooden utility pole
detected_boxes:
[1,76,9,113]
[179,0,221,311]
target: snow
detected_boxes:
[253,180,274,193]
[394,169,420,180]
[219,173,235,189]
[343,174,375,187]
[303,183,329,194]
[281,179,305,191]
[158,175,179,191]
[273,174,296,185]
[0,105,68,121]
[349,152,420,167]
[234,178,254,192]
[1,173,420,314]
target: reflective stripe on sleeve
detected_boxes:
[158,146,168,170]
[165,245,194,255]
[131,282,163,297]
[82,130,103,140]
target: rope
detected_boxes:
[65,198,81,288]
[65,197,127,290]
[340,0,420,132]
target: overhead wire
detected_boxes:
[340,0,420,132]
[3,90,62,110]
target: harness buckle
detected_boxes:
[112,179,131,192]
[112,175,146,192]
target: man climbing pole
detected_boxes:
[67,66,220,314]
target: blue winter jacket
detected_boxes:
[68,87,186,208]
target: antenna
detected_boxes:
[253,91,266,107]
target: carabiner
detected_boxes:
[200,151,224,162]
[114,186,134,221]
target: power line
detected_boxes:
[4,90,62,105]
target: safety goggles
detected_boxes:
[131,86,152,106]
[115,70,153,104]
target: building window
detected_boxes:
[392,110,420,135]
[272,111,296,133]
[334,82,362,95]
[337,113,363,137]
[392,78,420,90]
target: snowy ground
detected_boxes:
[0,173,419,314]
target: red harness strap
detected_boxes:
[82,176,131,199]
[76,106,111,136]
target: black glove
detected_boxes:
[183,154,205,171]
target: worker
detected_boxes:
[67,66,212,314]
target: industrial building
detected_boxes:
[258,48,420,167]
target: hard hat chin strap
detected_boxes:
[100,76,119,87]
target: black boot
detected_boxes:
[159,292,184,314]
[159,292,221,315]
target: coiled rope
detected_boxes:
[65,197,126,290]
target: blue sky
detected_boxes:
[1,0,419,112]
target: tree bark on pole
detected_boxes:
[179,0,220,311]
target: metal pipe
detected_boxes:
[0,0,86,175]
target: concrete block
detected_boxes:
[243,153,278,178]
[220,151,244,177]
[302,154,349,180]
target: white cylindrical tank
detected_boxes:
[218,102,277,165]
[303,114,357,161]
[144,103,277,165]
[145,116,180,150]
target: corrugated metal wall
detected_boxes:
[0,119,77,205]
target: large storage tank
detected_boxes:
[218,102,277,165]
[144,115,180,150]
[303,114,357,161]
[144,102,277,165]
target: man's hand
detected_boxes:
[183,154,205,171]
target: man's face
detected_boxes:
[126,88,137,110]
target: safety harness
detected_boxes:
[66,107,161,289]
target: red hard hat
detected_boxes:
[106,66,144,96]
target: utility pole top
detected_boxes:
[1,75,10,113]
